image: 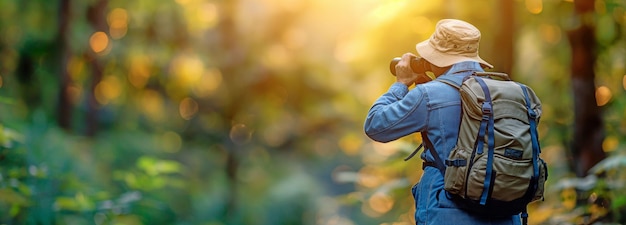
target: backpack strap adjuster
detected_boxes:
[445,159,467,167]
[482,102,492,115]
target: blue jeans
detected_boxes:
[412,167,522,225]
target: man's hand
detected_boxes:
[395,53,421,87]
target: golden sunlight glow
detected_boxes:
[179,97,199,120]
[622,75,626,90]
[262,44,291,70]
[411,16,433,35]
[334,33,368,63]
[602,135,618,152]
[197,3,219,29]
[192,68,222,98]
[129,55,152,88]
[368,192,394,214]
[525,0,543,14]
[108,8,128,39]
[595,86,612,106]
[171,54,204,87]
[89,31,109,53]
[95,76,122,105]
[282,28,307,50]
[179,1,219,34]
[275,0,304,12]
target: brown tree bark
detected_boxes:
[216,0,243,221]
[567,0,606,177]
[85,0,108,137]
[57,0,72,130]
[495,0,514,76]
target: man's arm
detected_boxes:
[364,83,428,142]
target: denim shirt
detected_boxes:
[364,61,521,225]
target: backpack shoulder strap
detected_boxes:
[473,72,511,81]
[403,133,446,175]
[421,133,446,175]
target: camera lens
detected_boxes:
[389,57,424,76]
[389,57,401,76]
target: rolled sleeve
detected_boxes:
[389,82,409,99]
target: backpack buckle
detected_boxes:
[528,109,537,119]
[482,102,492,115]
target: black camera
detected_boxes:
[389,57,427,76]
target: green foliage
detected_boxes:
[0,0,624,224]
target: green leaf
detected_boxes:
[612,196,626,209]
[0,96,14,105]
[137,156,181,176]
[0,188,30,206]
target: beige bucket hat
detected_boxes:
[416,19,493,69]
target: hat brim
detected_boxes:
[416,40,493,69]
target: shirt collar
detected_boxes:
[442,61,484,76]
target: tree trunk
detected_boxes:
[567,0,606,177]
[85,0,108,137]
[216,0,243,221]
[495,0,514,75]
[57,0,72,130]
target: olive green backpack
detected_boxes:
[416,72,548,224]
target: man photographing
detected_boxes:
[364,19,522,225]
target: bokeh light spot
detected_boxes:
[89,31,109,53]
[107,8,128,39]
[602,135,618,152]
[525,0,543,14]
[230,124,252,145]
[179,97,199,120]
[95,76,122,105]
[357,166,382,188]
[339,133,362,156]
[128,55,152,88]
[192,68,222,98]
[368,192,394,214]
[171,54,204,87]
[196,3,219,30]
[595,86,612,106]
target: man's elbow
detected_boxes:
[364,126,393,143]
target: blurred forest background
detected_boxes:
[0,0,624,224]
